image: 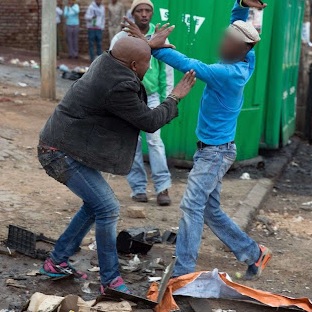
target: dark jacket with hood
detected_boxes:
[39,52,178,175]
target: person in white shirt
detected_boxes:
[85,0,105,62]
[56,0,63,57]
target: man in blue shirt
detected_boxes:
[125,0,272,280]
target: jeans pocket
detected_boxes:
[38,151,72,184]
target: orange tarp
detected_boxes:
[147,271,312,312]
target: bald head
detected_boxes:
[111,37,151,80]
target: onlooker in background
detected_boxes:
[85,0,105,62]
[108,0,125,42]
[110,0,174,206]
[64,0,80,59]
[56,0,63,58]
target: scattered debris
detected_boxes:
[302,201,312,206]
[162,231,177,244]
[126,206,147,219]
[240,172,251,180]
[256,216,275,236]
[26,270,40,276]
[89,241,97,251]
[17,82,27,88]
[81,282,92,294]
[117,227,161,254]
[148,277,162,282]
[293,216,304,223]
[6,278,27,289]
[24,292,132,312]
[0,246,16,256]
[88,266,100,272]
[59,64,69,72]
[6,225,56,259]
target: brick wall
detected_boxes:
[0,0,132,55]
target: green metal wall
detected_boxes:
[142,0,303,161]
[262,0,304,149]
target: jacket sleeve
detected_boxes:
[231,0,249,24]
[106,81,178,133]
[158,60,174,102]
[85,5,93,20]
[152,48,228,87]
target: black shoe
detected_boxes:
[157,189,171,206]
[132,193,148,203]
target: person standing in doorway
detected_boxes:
[85,0,105,62]
[110,0,174,206]
[64,0,80,59]
[108,0,125,43]
[56,0,63,58]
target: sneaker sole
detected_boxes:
[256,248,272,278]
[39,267,70,279]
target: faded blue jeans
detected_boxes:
[87,29,103,62]
[38,149,120,285]
[127,93,171,195]
[173,143,260,277]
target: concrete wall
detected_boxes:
[0,0,132,54]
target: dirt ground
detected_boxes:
[0,82,312,311]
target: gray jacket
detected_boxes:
[39,52,178,175]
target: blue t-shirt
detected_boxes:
[64,4,80,26]
[152,1,254,145]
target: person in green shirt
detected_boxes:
[110,0,174,206]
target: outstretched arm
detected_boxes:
[152,48,227,87]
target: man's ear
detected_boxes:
[130,60,137,72]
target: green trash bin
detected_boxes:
[262,0,304,149]
[141,1,273,161]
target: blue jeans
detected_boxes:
[38,149,120,285]
[173,143,260,277]
[88,29,103,62]
[127,93,171,195]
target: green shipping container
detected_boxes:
[262,0,304,149]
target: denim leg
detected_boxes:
[95,30,103,56]
[66,26,74,57]
[173,148,221,276]
[204,180,260,266]
[146,130,171,194]
[146,93,171,194]
[73,25,79,57]
[88,29,95,61]
[51,160,120,285]
[127,136,148,196]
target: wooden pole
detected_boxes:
[40,0,56,100]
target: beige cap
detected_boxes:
[227,20,260,44]
[130,0,154,14]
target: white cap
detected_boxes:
[227,20,260,44]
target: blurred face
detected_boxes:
[57,0,62,6]
[68,0,75,6]
[219,32,251,63]
[95,0,102,5]
[131,54,151,80]
[132,4,153,30]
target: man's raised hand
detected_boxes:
[242,0,267,9]
[122,17,176,50]
[171,70,196,100]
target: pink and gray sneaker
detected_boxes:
[40,257,88,279]
[100,276,131,295]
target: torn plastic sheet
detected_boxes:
[147,269,312,312]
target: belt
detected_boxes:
[197,141,234,149]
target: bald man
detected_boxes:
[37,37,196,293]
